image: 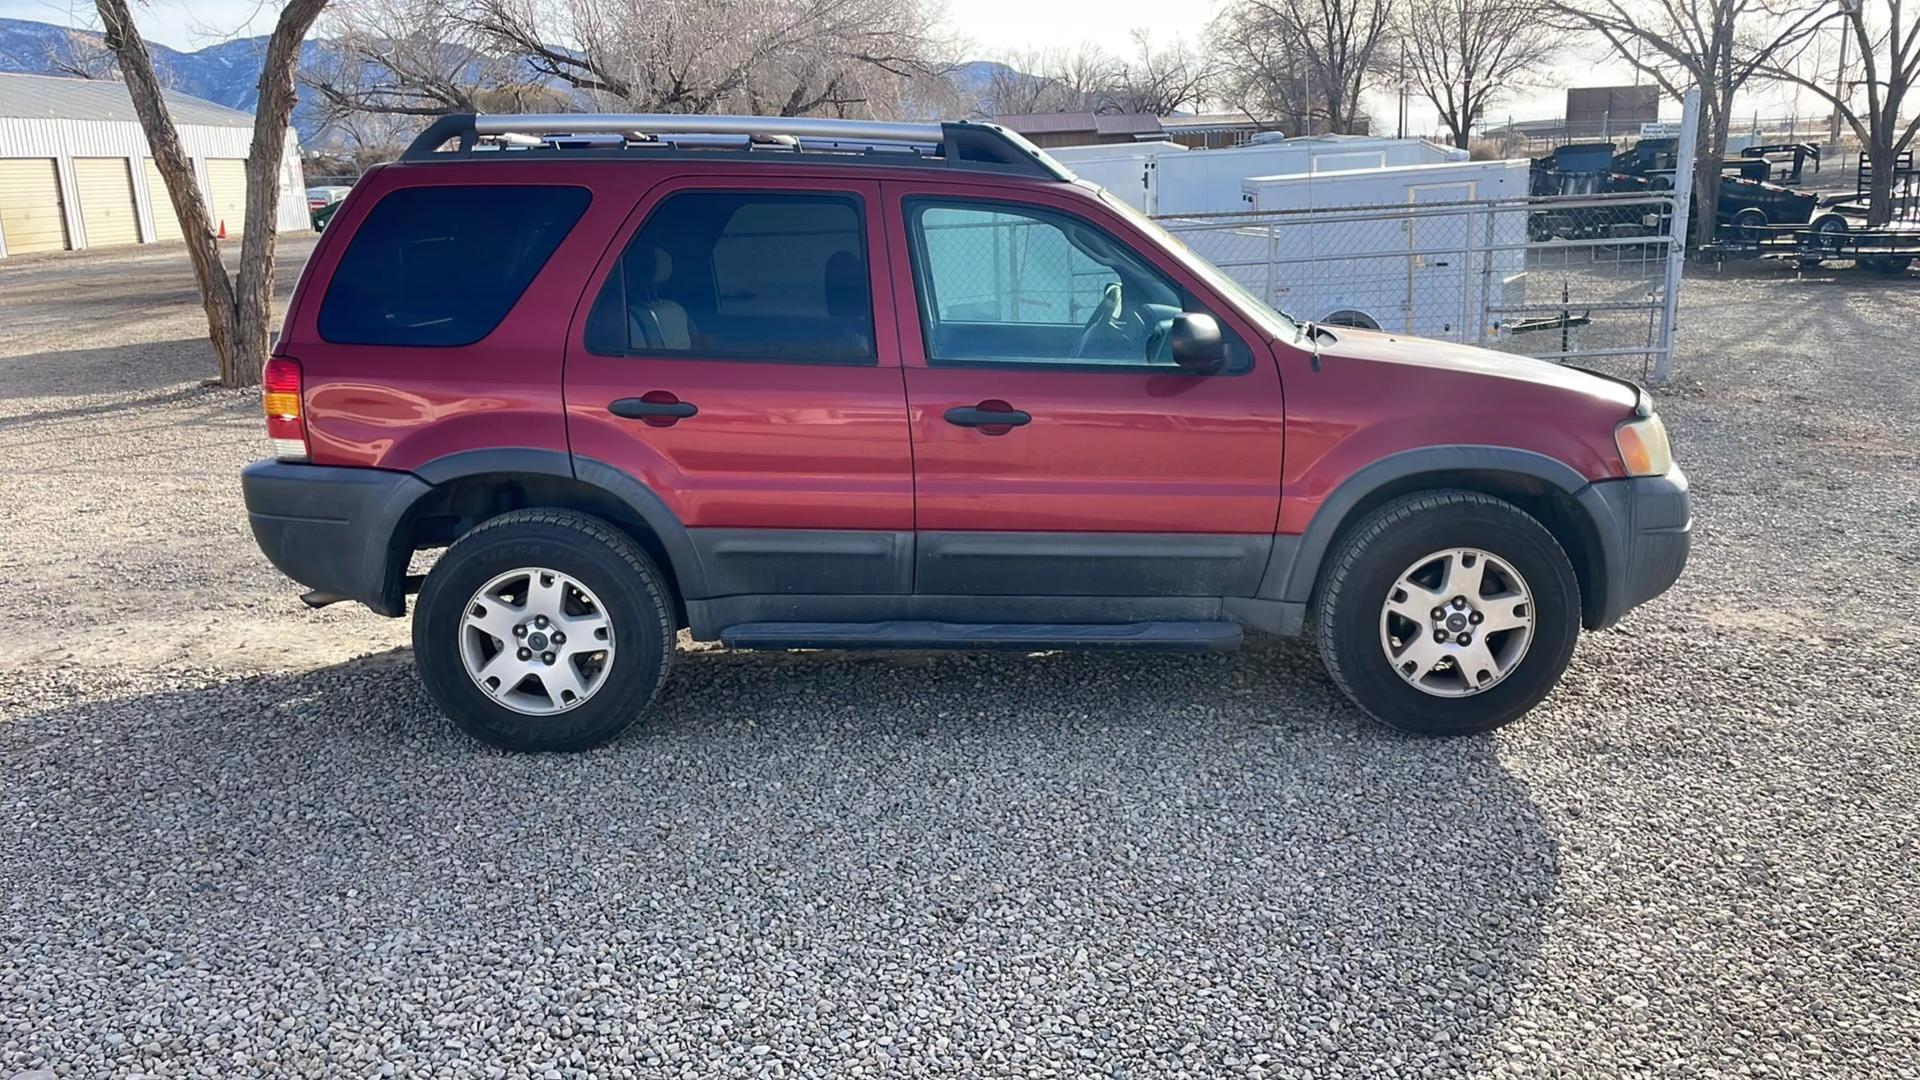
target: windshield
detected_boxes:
[1096,188,1300,339]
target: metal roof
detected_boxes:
[993,112,1103,135]
[992,111,1168,138]
[0,72,254,127]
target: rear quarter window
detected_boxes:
[317,185,590,347]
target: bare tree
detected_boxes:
[981,44,1122,115]
[1112,30,1216,115]
[1758,0,1920,226]
[1546,0,1832,243]
[468,0,954,118]
[96,0,328,388]
[1210,4,1316,131]
[1400,0,1558,147]
[978,57,1053,115]
[303,0,534,121]
[42,26,130,80]
[1210,0,1393,134]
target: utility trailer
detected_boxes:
[1161,159,1531,339]
[1051,135,1466,215]
[1700,218,1920,275]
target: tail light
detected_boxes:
[262,357,308,462]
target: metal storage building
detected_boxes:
[0,72,307,258]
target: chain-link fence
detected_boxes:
[918,208,1124,325]
[1156,190,1687,382]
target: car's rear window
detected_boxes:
[317,185,590,347]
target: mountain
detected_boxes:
[0,17,337,138]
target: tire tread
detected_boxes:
[413,508,674,751]
[1314,489,1576,734]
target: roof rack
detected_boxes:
[401,113,1075,181]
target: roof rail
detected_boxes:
[401,112,1074,180]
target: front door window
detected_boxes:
[905,199,1247,373]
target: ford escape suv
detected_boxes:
[243,113,1690,751]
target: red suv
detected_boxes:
[243,113,1689,751]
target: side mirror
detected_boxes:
[1169,312,1226,371]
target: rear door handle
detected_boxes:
[944,402,1030,429]
[609,394,697,425]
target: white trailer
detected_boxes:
[1164,158,1532,340]
[1051,136,1467,216]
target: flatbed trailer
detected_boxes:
[1793,224,1920,273]
[1700,219,1920,275]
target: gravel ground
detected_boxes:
[1,241,1916,1078]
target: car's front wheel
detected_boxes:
[412,509,674,751]
[1314,491,1581,735]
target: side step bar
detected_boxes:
[719,620,1243,652]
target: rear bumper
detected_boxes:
[241,459,429,616]
[1577,466,1692,629]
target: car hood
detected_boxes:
[1312,326,1641,411]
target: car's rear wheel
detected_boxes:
[1314,491,1581,736]
[413,509,673,751]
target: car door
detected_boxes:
[882,181,1287,599]
[564,175,915,600]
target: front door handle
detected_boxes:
[944,401,1031,431]
[609,394,697,427]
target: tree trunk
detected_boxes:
[95,0,244,379]
[95,0,328,388]
[1691,102,1730,249]
[232,0,329,382]
[1865,143,1897,228]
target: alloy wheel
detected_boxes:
[1378,548,1535,698]
[458,567,616,716]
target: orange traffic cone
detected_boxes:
[217,219,227,240]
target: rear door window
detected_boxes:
[318,185,590,347]
[583,191,875,364]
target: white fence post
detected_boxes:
[1652,87,1701,384]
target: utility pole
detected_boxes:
[1397,41,1408,138]
[1828,4,1853,153]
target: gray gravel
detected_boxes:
[2,242,1917,1078]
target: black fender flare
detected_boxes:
[402,448,710,600]
[1271,445,1594,607]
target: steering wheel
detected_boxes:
[1069,282,1124,359]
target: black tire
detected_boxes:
[1313,491,1581,736]
[1805,214,1849,260]
[412,509,674,752]
[1859,255,1913,275]
[1730,207,1768,245]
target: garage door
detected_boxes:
[142,158,184,244]
[0,158,69,255]
[73,157,140,247]
[205,158,248,236]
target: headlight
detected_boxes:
[1615,413,1673,476]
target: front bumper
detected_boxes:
[241,459,430,616]
[1576,466,1692,629]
